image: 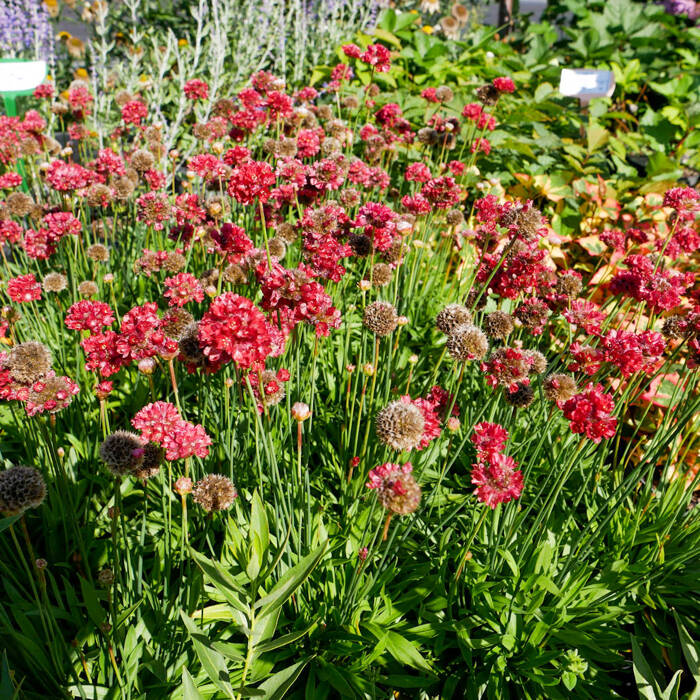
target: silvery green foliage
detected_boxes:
[85,0,380,160]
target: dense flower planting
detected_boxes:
[0,13,698,697]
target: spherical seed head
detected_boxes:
[363,301,398,337]
[162,308,194,340]
[178,323,207,368]
[378,471,422,515]
[275,222,298,244]
[476,83,499,106]
[446,324,488,361]
[222,263,247,285]
[556,273,582,298]
[483,311,514,340]
[417,127,439,145]
[132,443,164,480]
[267,237,286,260]
[661,315,683,339]
[436,304,472,334]
[505,381,535,408]
[192,474,237,512]
[465,287,488,310]
[446,208,465,227]
[97,568,114,587]
[7,342,52,385]
[368,263,392,287]
[383,239,406,264]
[525,350,547,375]
[114,176,135,200]
[78,280,99,297]
[163,252,186,273]
[0,466,46,515]
[6,192,34,216]
[375,400,425,452]
[86,244,109,262]
[349,233,372,257]
[99,431,145,476]
[85,183,113,208]
[543,374,576,403]
[131,149,155,172]
[517,206,544,240]
[435,85,454,103]
[43,272,68,292]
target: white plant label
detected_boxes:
[0,60,47,93]
[559,69,615,104]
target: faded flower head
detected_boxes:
[375,399,425,452]
[0,466,47,515]
[543,374,577,403]
[446,324,488,361]
[6,341,51,385]
[192,474,237,512]
[436,303,472,334]
[483,311,514,340]
[366,462,421,515]
[363,301,398,337]
[99,431,145,476]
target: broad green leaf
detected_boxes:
[182,667,203,700]
[180,611,235,699]
[1,651,17,699]
[673,612,700,700]
[254,621,318,655]
[631,635,663,700]
[190,549,249,615]
[256,660,308,700]
[384,631,433,673]
[250,490,269,568]
[255,541,327,618]
[0,514,20,534]
[587,124,609,154]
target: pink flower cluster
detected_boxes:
[131,401,211,460]
[561,383,617,443]
[470,422,523,508]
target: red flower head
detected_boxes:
[65,301,115,333]
[227,161,276,205]
[164,273,205,308]
[184,79,209,101]
[471,452,523,508]
[493,77,516,93]
[121,100,148,125]
[471,422,509,458]
[198,292,273,370]
[7,274,41,303]
[562,383,617,443]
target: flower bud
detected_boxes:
[137,358,156,375]
[174,476,193,496]
[291,402,311,422]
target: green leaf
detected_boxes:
[254,621,317,655]
[587,124,610,154]
[182,667,203,700]
[180,611,235,699]
[1,651,17,699]
[384,631,433,673]
[250,490,269,564]
[0,514,21,534]
[255,541,327,618]
[631,635,663,700]
[673,612,700,700]
[256,660,308,700]
[190,549,249,615]
[79,578,106,627]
